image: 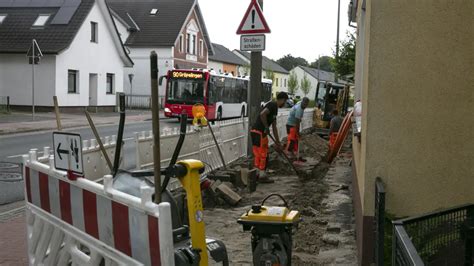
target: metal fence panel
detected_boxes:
[392,204,474,266]
[375,177,386,265]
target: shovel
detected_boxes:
[267,133,302,176]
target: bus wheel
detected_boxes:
[217,108,222,121]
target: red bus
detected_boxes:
[163,69,273,120]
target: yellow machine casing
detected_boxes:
[239,206,300,224]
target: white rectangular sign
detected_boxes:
[240,34,266,52]
[53,132,83,175]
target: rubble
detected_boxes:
[202,131,357,265]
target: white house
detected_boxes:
[291,66,335,100]
[108,0,214,102]
[233,50,289,98]
[0,0,133,110]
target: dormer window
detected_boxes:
[150,8,158,15]
[0,14,7,25]
[33,14,50,27]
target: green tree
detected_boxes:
[265,69,275,82]
[310,56,335,72]
[287,71,299,95]
[276,54,309,71]
[333,32,356,79]
[300,72,312,96]
[242,64,251,76]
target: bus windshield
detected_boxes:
[167,79,205,104]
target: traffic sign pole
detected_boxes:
[247,0,264,158]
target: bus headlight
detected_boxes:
[164,108,171,113]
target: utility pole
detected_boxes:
[335,0,341,82]
[247,0,264,157]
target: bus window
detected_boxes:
[210,77,224,104]
[167,79,204,104]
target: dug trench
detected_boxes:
[201,130,357,265]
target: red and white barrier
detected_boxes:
[23,150,174,266]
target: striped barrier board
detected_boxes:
[23,151,174,266]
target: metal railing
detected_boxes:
[123,94,166,110]
[124,94,151,109]
[0,96,10,113]
[374,177,386,265]
[392,204,474,266]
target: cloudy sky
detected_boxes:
[199,0,354,63]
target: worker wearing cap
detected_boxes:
[251,92,288,182]
[286,97,309,162]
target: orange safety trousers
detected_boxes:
[329,132,338,150]
[286,126,299,153]
[251,130,269,171]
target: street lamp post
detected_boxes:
[335,0,341,82]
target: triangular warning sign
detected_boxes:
[27,39,43,58]
[236,0,271,35]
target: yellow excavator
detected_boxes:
[313,81,351,134]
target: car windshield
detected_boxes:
[167,79,205,104]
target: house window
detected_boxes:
[192,35,196,55]
[284,79,287,87]
[199,39,204,57]
[68,70,78,93]
[0,14,7,25]
[90,22,98,43]
[33,14,50,27]
[186,33,190,53]
[179,34,183,52]
[276,78,279,87]
[106,73,114,94]
[150,8,158,15]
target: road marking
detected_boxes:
[6,138,135,159]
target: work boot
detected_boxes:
[257,170,274,183]
[296,157,307,163]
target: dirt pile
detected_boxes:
[203,132,356,265]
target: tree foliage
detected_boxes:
[287,71,299,95]
[276,54,309,71]
[300,72,312,96]
[265,69,275,82]
[310,56,335,72]
[333,32,356,79]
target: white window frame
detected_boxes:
[33,14,50,27]
[150,8,158,15]
[68,70,79,94]
[90,21,98,43]
[199,39,204,57]
[186,33,191,54]
[106,73,115,94]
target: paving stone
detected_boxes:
[216,183,241,205]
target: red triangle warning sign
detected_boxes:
[236,0,271,35]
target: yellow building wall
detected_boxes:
[359,0,474,217]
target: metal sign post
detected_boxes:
[27,39,43,121]
[150,51,161,203]
[237,0,269,157]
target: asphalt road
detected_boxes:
[0,118,181,170]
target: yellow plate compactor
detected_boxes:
[238,194,300,266]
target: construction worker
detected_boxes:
[329,109,343,149]
[286,97,309,162]
[251,92,289,182]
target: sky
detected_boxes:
[198,0,354,63]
